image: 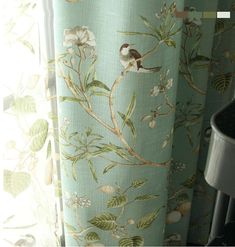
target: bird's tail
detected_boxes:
[140,66,162,73]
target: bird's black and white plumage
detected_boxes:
[119,43,161,73]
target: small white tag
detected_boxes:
[217,11,231,18]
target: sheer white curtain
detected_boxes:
[1,1,61,246]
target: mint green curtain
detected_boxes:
[52,0,235,246]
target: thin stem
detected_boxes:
[181,27,206,95]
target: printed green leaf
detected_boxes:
[118,112,136,137]
[3,94,14,111]
[164,39,176,47]
[85,232,100,242]
[139,16,156,33]
[125,93,136,120]
[88,160,98,183]
[135,194,159,201]
[119,236,144,247]
[190,55,210,64]
[181,174,196,188]
[89,213,117,230]
[4,170,31,197]
[86,80,110,91]
[46,140,52,159]
[211,73,232,94]
[59,96,85,103]
[13,95,36,113]
[72,161,78,181]
[176,193,189,203]
[54,180,62,198]
[118,31,157,38]
[29,119,48,152]
[215,19,225,34]
[65,222,77,234]
[136,208,161,229]
[90,91,110,97]
[18,39,35,53]
[107,195,127,208]
[132,178,147,188]
[103,163,117,174]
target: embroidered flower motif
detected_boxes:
[63,26,96,48]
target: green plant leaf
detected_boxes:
[29,119,48,152]
[107,195,127,208]
[103,163,117,174]
[13,95,36,113]
[136,208,161,229]
[4,170,31,197]
[211,72,232,94]
[135,194,159,201]
[86,80,110,91]
[85,232,100,242]
[119,236,144,247]
[89,213,117,230]
[88,160,98,183]
[132,178,147,188]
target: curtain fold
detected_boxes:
[52,0,235,246]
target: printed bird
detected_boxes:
[119,43,161,73]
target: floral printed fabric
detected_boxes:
[53,0,183,246]
[52,0,235,246]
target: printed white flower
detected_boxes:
[162,139,168,149]
[166,78,173,89]
[150,85,160,96]
[155,13,161,19]
[127,219,135,225]
[177,201,191,216]
[141,115,152,122]
[149,119,156,129]
[65,192,91,208]
[67,47,74,54]
[99,185,115,194]
[166,210,182,224]
[63,26,96,48]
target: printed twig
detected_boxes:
[108,42,169,167]
[180,27,206,95]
